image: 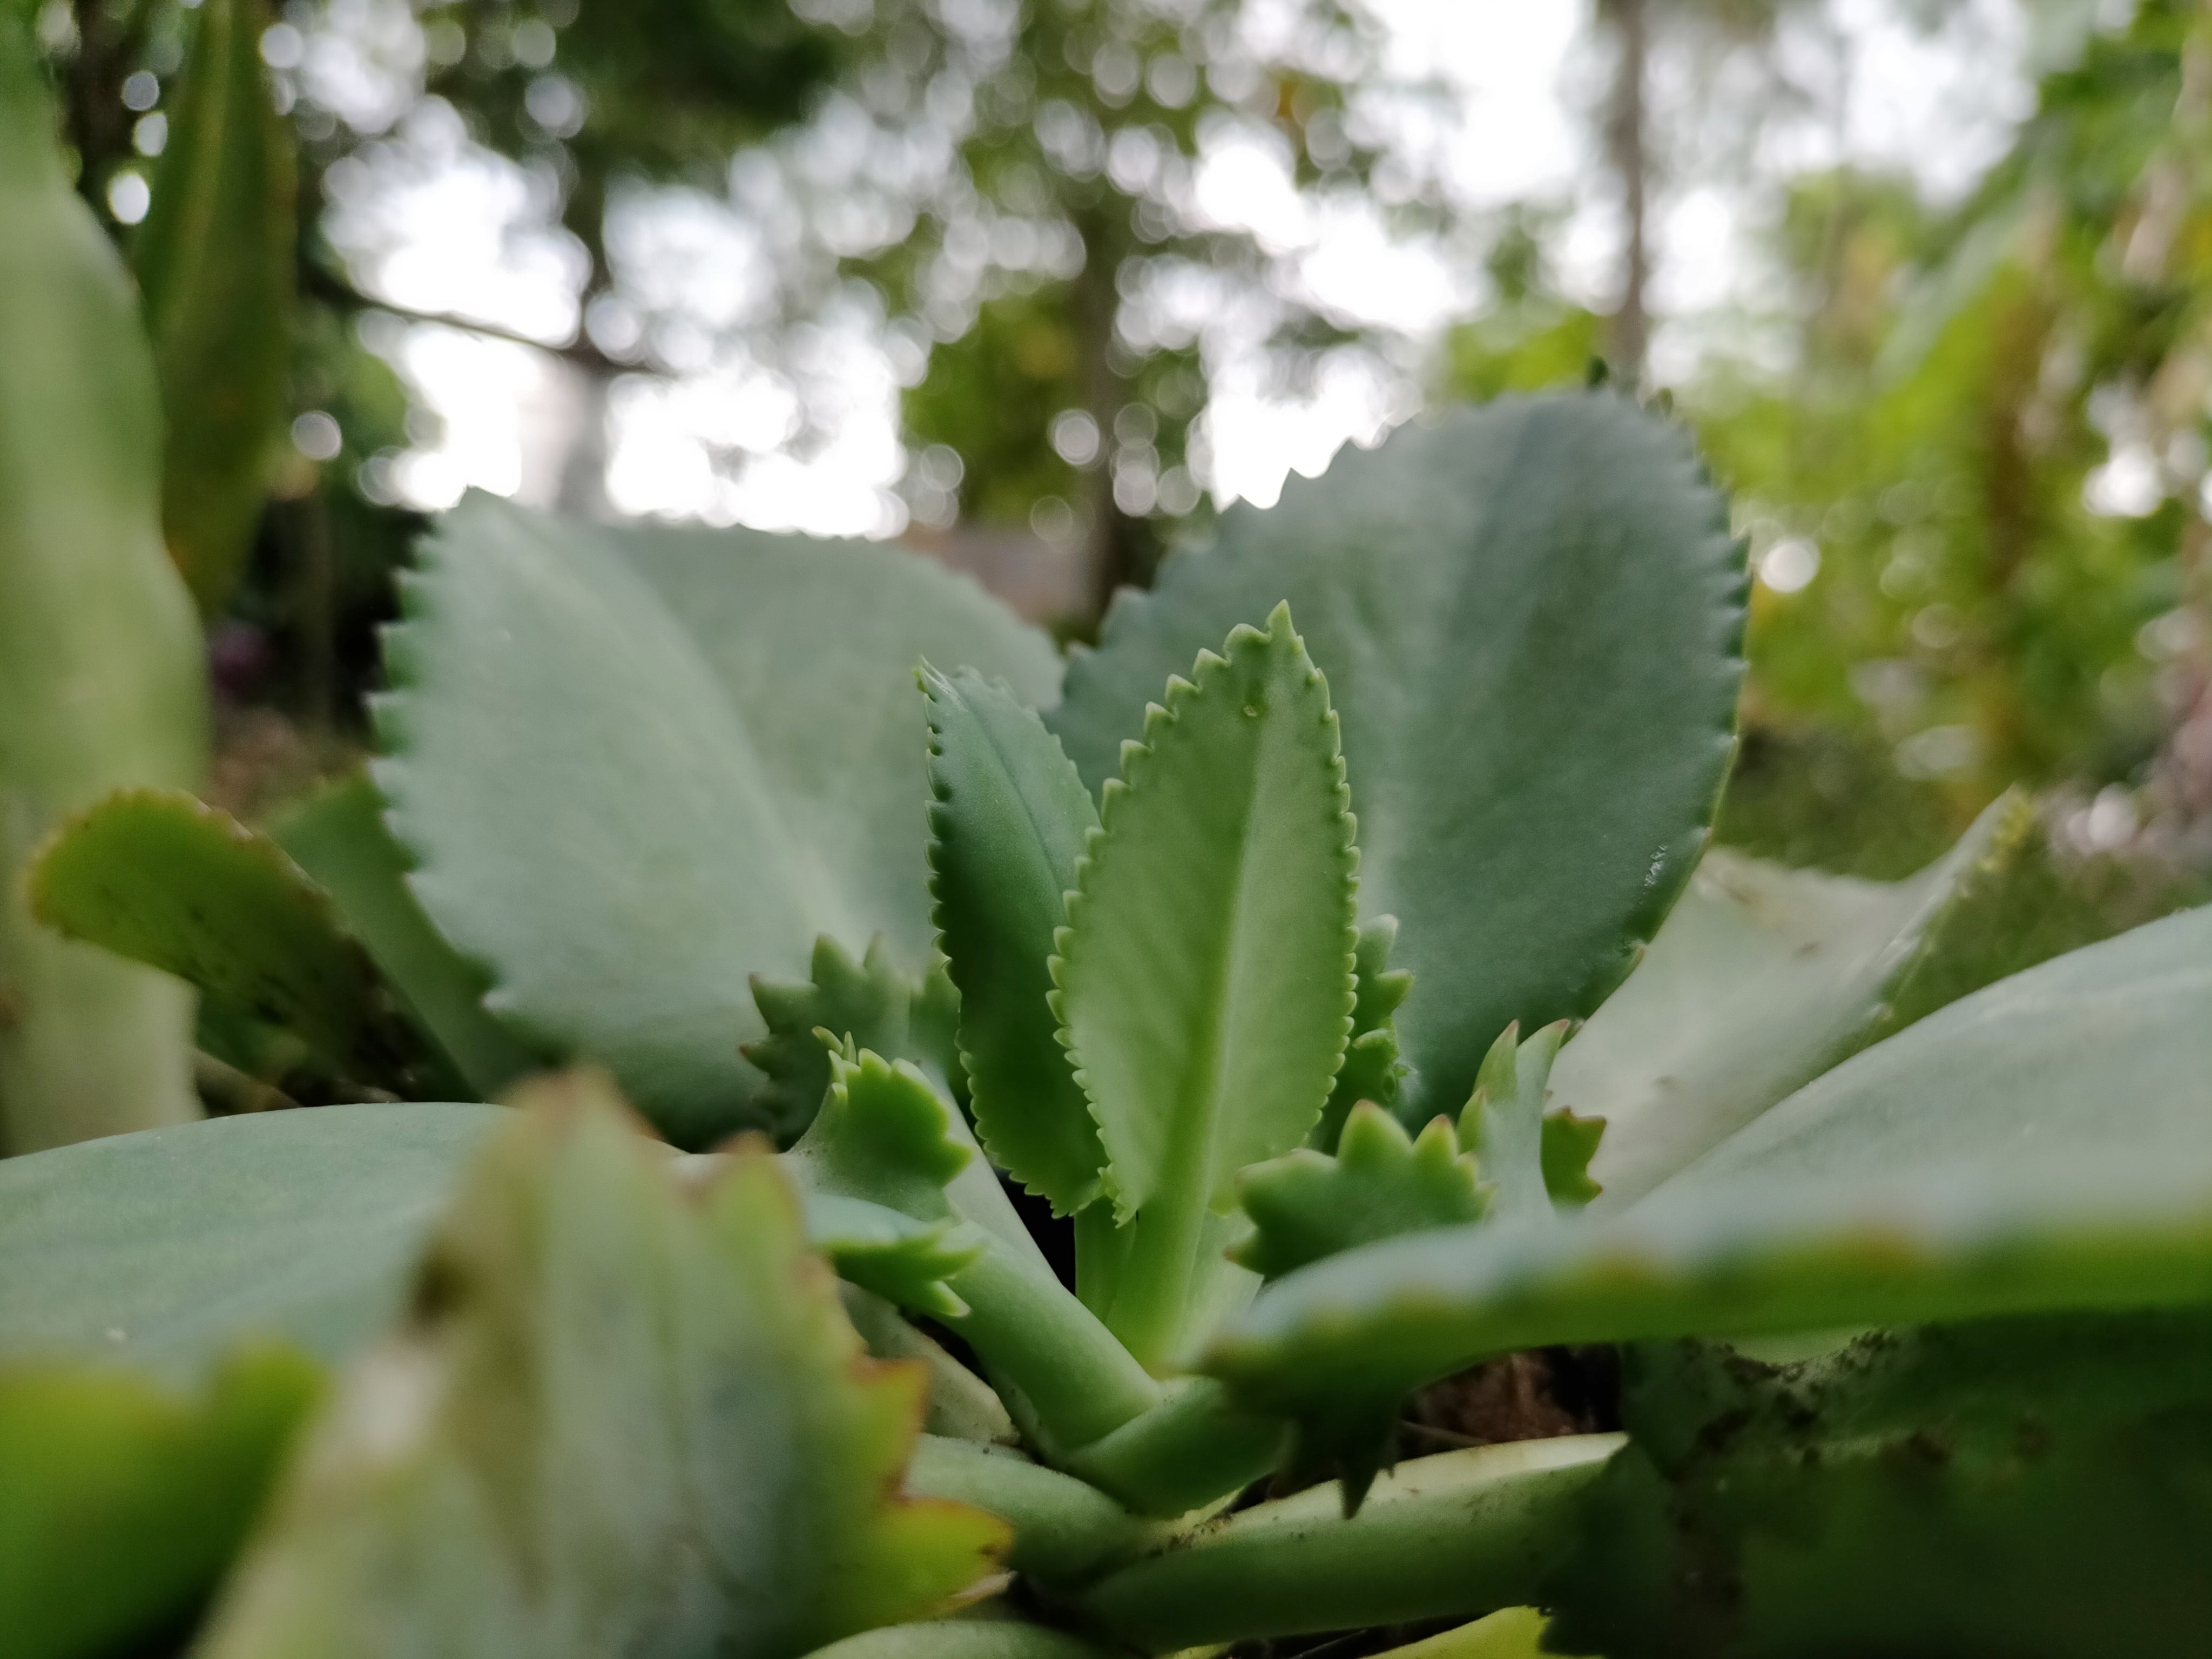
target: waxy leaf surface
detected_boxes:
[375,497,1058,1146]
[924,667,1104,1213]
[1054,604,1357,1367]
[1551,794,2025,1204]
[1236,1104,1486,1280]
[1205,906,2212,1498]
[196,1075,1007,1659]
[1051,395,1744,1124]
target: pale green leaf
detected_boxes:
[1459,1021,1568,1226]
[28,787,422,1088]
[922,667,1104,1214]
[801,1623,1118,1659]
[1551,793,2028,1205]
[0,9,206,1154]
[1235,1103,1486,1279]
[132,0,295,617]
[194,1073,1009,1659]
[1050,395,1744,1128]
[271,773,539,1100]
[374,495,1059,1147]
[1053,603,1358,1367]
[1204,906,2212,1499]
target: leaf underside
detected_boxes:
[373,495,1058,1147]
[1204,905,2212,1502]
[1053,603,1358,1366]
[1050,394,1746,1128]
[194,1073,1008,1659]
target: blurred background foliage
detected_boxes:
[18,0,2212,906]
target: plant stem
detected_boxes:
[1073,1436,1623,1650]
[1057,1377,1282,1518]
[906,1435,1165,1586]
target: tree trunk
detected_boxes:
[1602,0,1652,388]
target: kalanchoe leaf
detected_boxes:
[1540,1108,1606,1211]
[373,495,1057,1148]
[1460,1021,1570,1226]
[28,787,426,1091]
[1312,916,1414,1152]
[786,1047,973,1222]
[922,666,1105,1216]
[1050,395,1745,1129]
[1550,792,2025,1206]
[1205,907,2212,1510]
[1052,602,1359,1370]
[745,936,963,1144]
[1235,1104,1487,1280]
[193,1071,1009,1659]
[802,1194,988,1322]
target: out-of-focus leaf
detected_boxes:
[0,1103,503,1390]
[0,5,207,1153]
[0,1348,322,1659]
[798,1623,1117,1659]
[1552,792,2027,1205]
[1235,1104,1486,1280]
[28,788,419,1087]
[1204,906,2212,1501]
[1050,395,1745,1128]
[1539,1109,1606,1211]
[1545,1313,2212,1658]
[271,773,540,1100]
[132,0,296,617]
[194,1072,1009,1659]
[1073,1438,1622,1649]
[1365,1607,1553,1659]
[1052,604,1358,1370]
[922,667,1103,1215]
[374,495,1059,1147]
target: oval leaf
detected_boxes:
[1050,394,1744,1124]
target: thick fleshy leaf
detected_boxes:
[1050,395,1744,1126]
[0,9,206,1154]
[804,1195,988,1321]
[923,667,1104,1214]
[1366,1608,1552,1659]
[1459,1021,1568,1226]
[271,773,538,1100]
[1546,1314,2212,1658]
[0,1103,503,1390]
[1235,1104,1486,1279]
[1074,1437,1622,1648]
[1204,907,2212,1499]
[800,1624,1118,1659]
[194,1073,1008,1659]
[0,1347,322,1659]
[1052,603,1358,1369]
[1552,793,2028,1205]
[374,495,1059,1147]
[132,0,295,617]
[1312,916,1413,1152]
[744,935,965,1145]
[28,788,417,1087]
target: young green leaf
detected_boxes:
[374,495,1058,1148]
[1204,906,2212,1504]
[1549,792,2028,1205]
[29,788,420,1089]
[1235,1104,1487,1280]
[1539,1109,1606,1211]
[1050,395,1745,1130]
[746,934,966,1143]
[1460,1021,1570,1226]
[0,1347,324,1659]
[0,7,207,1153]
[131,0,295,617]
[802,1195,988,1321]
[1053,602,1359,1370]
[1312,915,1414,1152]
[922,667,1105,1215]
[193,1072,1009,1659]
